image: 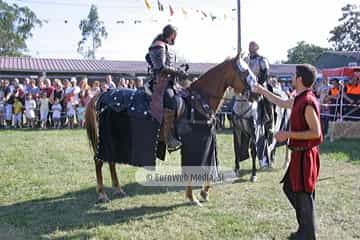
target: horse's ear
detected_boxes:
[235,51,246,61]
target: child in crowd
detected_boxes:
[52,99,62,129]
[13,97,23,128]
[39,92,49,129]
[66,96,75,129]
[25,93,36,128]
[76,100,86,128]
[0,95,5,128]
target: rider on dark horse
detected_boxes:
[245,41,274,167]
[145,25,187,152]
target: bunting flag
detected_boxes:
[134,20,142,24]
[224,14,228,21]
[169,4,174,16]
[210,13,216,21]
[181,8,187,16]
[116,20,125,24]
[144,0,151,10]
[157,0,164,11]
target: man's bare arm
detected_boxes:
[253,84,293,109]
[288,105,322,140]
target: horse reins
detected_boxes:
[189,57,252,103]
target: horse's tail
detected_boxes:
[85,95,99,153]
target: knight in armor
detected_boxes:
[245,41,274,167]
[146,25,187,152]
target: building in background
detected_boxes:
[0,56,298,82]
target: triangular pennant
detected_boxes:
[201,11,207,18]
[157,0,164,11]
[144,0,151,10]
[181,8,187,16]
[169,4,174,16]
[210,13,216,21]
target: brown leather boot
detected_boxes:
[163,108,182,152]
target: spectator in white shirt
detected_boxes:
[106,75,116,89]
[25,93,36,128]
[39,92,49,129]
[52,99,62,129]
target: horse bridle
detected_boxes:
[192,57,252,102]
[230,56,251,93]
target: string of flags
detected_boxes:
[40,1,235,25]
[144,0,235,21]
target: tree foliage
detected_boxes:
[285,41,329,65]
[0,0,42,56]
[329,4,360,51]
[78,5,108,59]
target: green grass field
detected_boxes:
[0,130,359,240]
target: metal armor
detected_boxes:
[148,36,177,83]
[147,35,182,151]
[245,54,270,85]
[246,53,274,167]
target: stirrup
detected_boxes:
[167,141,182,153]
[144,82,153,96]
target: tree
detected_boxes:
[285,41,329,65]
[78,5,108,59]
[329,4,360,51]
[0,0,42,56]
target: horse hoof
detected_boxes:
[96,196,110,204]
[189,199,202,207]
[113,190,127,198]
[250,176,257,182]
[167,144,182,153]
[234,169,241,177]
[200,190,209,202]
[186,195,202,207]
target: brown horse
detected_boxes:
[85,54,253,205]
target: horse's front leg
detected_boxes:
[95,159,110,203]
[250,141,257,182]
[109,162,127,198]
[200,181,211,202]
[233,127,241,177]
[185,180,201,206]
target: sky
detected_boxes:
[6,0,360,63]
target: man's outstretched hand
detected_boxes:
[252,83,266,95]
[275,131,289,142]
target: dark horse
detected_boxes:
[85,55,254,205]
[232,86,290,182]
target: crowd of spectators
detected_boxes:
[0,75,144,129]
[1,73,359,134]
[315,75,360,136]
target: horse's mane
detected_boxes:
[189,58,231,90]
